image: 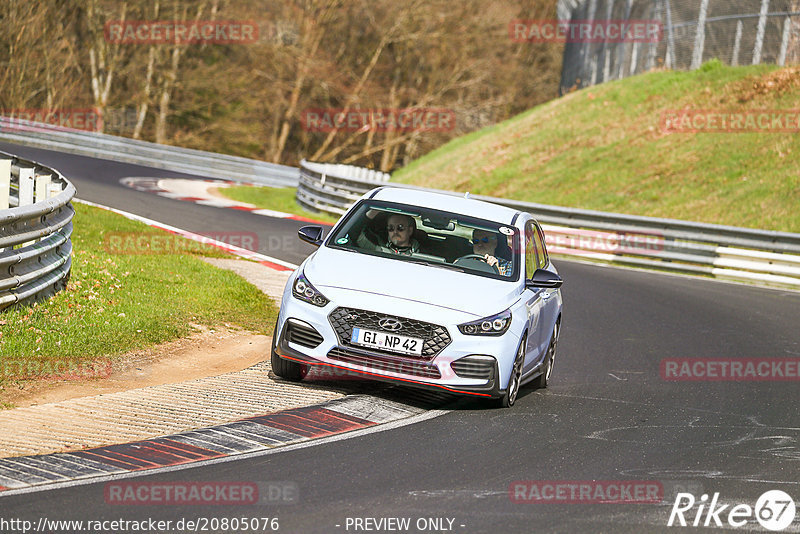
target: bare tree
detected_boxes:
[132,0,160,139]
[154,1,211,144]
[0,0,564,168]
[87,0,128,131]
[271,0,341,163]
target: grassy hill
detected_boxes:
[393,62,800,233]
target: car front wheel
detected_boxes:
[496,335,526,408]
[270,321,309,381]
[533,322,558,389]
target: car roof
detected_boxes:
[366,187,522,225]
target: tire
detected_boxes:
[533,322,558,389]
[496,335,526,408]
[270,320,309,381]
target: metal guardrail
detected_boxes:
[0,118,299,188]
[297,159,800,287]
[0,150,75,310]
[297,160,391,215]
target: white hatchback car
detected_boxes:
[272,187,563,407]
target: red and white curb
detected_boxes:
[75,198,298,272]
[0,396,437,495]
[120,177,330,225]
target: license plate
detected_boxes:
[350,327,423,356]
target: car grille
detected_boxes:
[328,307,451,360]
[285,320,324,348]
[327,347,442,379]
[451,357,495,380]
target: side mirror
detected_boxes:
[298,225,324,247]
[526,268,563,289]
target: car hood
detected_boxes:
[305,247,521,317]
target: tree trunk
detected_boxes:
[155,45,181,144]
[87,0,127,132]
[154,1,208,144]
[272,4,335,163]
[790,1,800,64]
[133,0,160,139]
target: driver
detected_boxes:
[472,229,512,276]
[357,211,421,256]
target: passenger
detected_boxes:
[357,212,421,256]
[472,229,512,276]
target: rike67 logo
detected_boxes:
[668,490,796,531]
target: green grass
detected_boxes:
[0,203,277,390]
[393,62,800,233]
[218,186,340,225]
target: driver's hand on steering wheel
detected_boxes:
[483,254,499,268]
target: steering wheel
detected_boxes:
[453,254,500,274]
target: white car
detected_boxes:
[271,187,563,407]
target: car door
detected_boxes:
[522,220,545,373]
[533,223,559,351]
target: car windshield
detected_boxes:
[326,200,519,280]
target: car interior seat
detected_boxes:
[494,232,513,261]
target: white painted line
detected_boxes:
[193,199,238,208]
[251,208,294,218]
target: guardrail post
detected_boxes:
[615,0,634,80]
[35,173,52,203]
[0,158,10,210]
[664,0,676,69]
[778,16,792,66]
[752,0,770,65]
[18,165,35,247]
[630,42,640,75]
[48,181,62,198]
[646,0,658,71]
[732,20,743,66]
[690,0,710,70]
[18,166,35,207]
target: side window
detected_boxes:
[525,221,538,279]
[533,224,548,269]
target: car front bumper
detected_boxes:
[274,325,504,398]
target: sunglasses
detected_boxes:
[472,236,496,244]
[387,224,409,232]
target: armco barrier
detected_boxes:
[297,159,800,288]
[0,117,298,187]
[297,159,390,215]
[0,151,75,310]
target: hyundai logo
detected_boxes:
[379,318,403,331]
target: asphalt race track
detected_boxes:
[2,141,800,533]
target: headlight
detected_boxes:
[458,309,512,336]
[292,272,329,307]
